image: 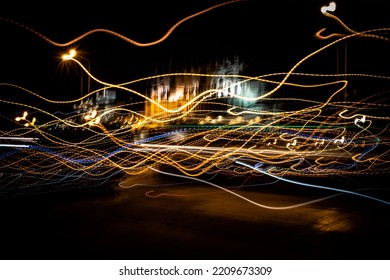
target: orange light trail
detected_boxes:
[0,1,389,207]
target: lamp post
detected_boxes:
[62,49,91,97]
[321,1,347,101]
[335,42,347,101]
[82,58,91,97]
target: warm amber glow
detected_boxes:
[61,48,76,60]
[0,0,389,209]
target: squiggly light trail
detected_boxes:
[0,0,244,47]
[0,1,389,207]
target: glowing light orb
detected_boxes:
[321,1,336,14]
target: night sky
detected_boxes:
[1,0,389,103]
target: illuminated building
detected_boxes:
[144,56,268,123]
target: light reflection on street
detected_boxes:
[313,209,353,233]
[118,170,357,235]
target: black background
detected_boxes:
[1,0,389,102]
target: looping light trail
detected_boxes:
[317,1,390,42]
[0,0,389,209]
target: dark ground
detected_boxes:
[0,171,389,260]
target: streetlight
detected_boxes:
[320,1,347,101]
[320,1,336,14]
[62,49,91,97]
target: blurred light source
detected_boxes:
[62,49,76,60]
[321,1,336,14]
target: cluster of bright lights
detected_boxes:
[0,1,389,208]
